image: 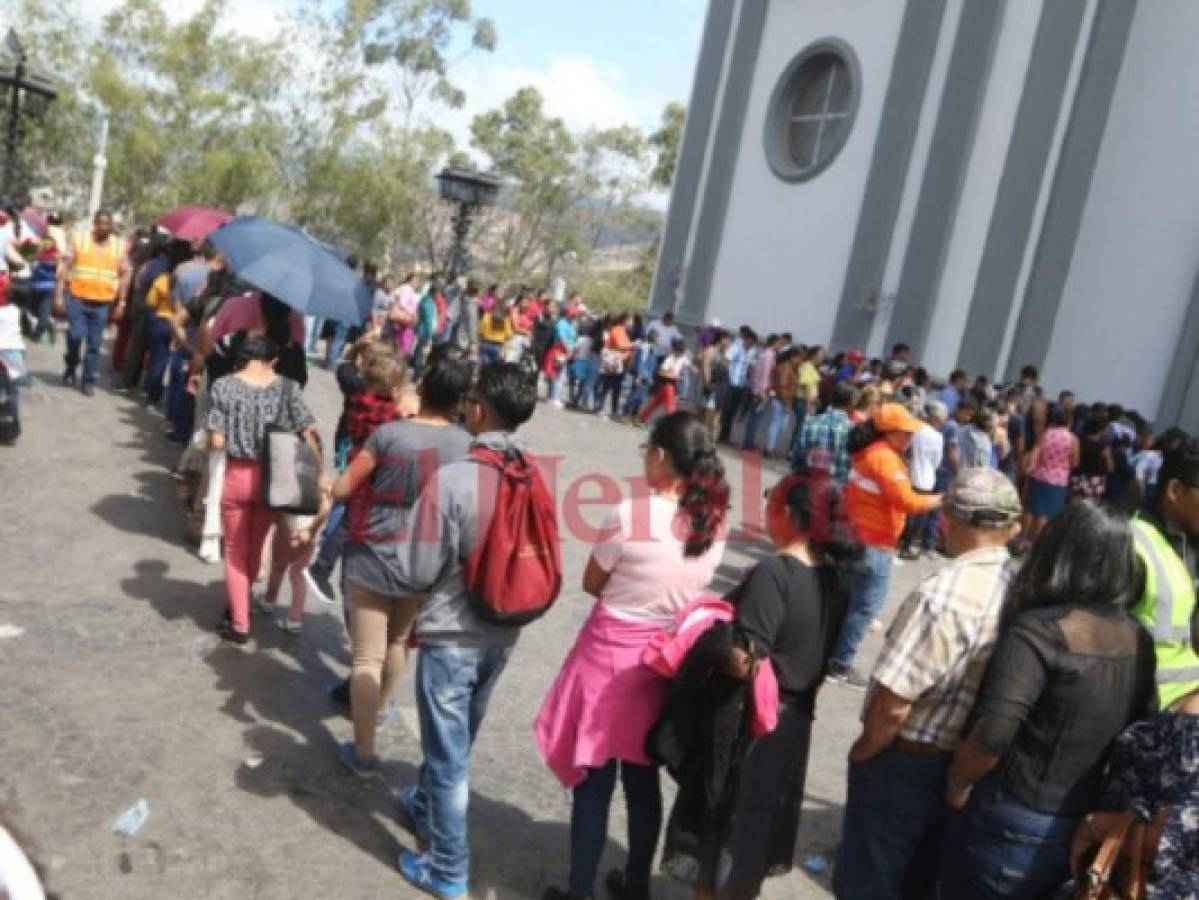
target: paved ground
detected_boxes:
[0,334,940,899]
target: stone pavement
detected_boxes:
[0,336,940,899]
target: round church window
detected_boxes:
[765,40,860,182]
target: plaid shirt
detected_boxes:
[797,408,852,483]
[345,393,403,459]
[870,546,1014,750]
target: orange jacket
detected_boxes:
[846,440,940,549]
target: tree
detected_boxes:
[470,86,577,279]
[362,0,497,126]
[649,101,686,190]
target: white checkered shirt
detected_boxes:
[870,546,1015,750]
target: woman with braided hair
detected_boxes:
[537,411,730,900]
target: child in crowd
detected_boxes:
[638,337,690,424]
[622,329,659,422]
[0,276,26,443]
[260,508,327,633]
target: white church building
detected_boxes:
[651,0,1199,429]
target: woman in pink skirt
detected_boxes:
[537,411,730,900]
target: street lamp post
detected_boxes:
[0,30,56,207]
[435,166,501,278]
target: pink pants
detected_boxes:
[265,522,316,622]
[639,381,677,422]
[220,459,273,633]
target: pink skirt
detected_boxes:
[535,602,670,788]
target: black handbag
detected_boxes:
[261,379,321,514]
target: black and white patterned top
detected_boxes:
[1099,712,1198,899]
[206,375,316,460]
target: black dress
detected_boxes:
[653,555,847,898]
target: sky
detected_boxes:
[86,0,707,148]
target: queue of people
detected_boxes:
[6,203,1197,900]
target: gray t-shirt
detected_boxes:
[343,420,472,596]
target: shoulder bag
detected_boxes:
[261,379,321,514]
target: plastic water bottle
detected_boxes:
[112,799,150,836]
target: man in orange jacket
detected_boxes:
[828,403,942,690]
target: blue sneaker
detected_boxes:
[336,741,380,779]
[397,785,431,848]
[397,851,467,899]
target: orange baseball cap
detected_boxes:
[873,402,924,434]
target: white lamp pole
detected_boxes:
[87,112,108,219]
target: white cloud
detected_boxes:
[432,53,669,156]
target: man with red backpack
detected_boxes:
[392,362,561,899]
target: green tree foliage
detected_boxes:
[470,86,578,279]
[6,0,670,306]
[649,101,686,190]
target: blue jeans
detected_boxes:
[310,502,347,579]
[326,321,349,367]
[479,341,502,367]
[31,287,54,341]
[832,545,894,669]
[939,780,1078,899]
[142,316,173,403]
[65,296,112,386]
[833,745,951,900]
[410,643,513,882]
[742,395,767,449]
[570,761,661,897]
[789,400,807,457]
[765,397,793,454]
[623,379,650,417]
[165,348,193,439]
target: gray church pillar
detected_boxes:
[884,0,1005,358]
[831,0,947,351]
[674,0,769,327]
[648,0,736,317]
[956,0,1088,379]
[1003,0,1139,381]
[1156,266,1199,431]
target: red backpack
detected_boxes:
[464,445,563,625]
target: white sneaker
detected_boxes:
[550,399,564,409]
[198,537,221,564]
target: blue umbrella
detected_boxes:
[208,216,371,325]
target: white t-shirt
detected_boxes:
[0,306,24,351]
[659,354,689,379]
[909,424,944,491]
[591,495,725,623]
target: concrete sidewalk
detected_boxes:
[0,335,937,898]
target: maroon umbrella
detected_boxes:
[18,207,46,238]
[157,205,233,243]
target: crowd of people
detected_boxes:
[2,205,1197,900]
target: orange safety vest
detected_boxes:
[68,232,125,302]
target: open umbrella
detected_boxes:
[208,216,370,325]
[157,205,232,243]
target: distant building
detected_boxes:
[652,0,1199,427]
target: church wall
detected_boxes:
[703,0,906,341]
[1042,0,1199,416]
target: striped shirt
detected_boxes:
[869,546,1014,751]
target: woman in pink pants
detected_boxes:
[206,332,325,645]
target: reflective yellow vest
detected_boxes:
[68,232,125,302]
[1130,516,1199,708]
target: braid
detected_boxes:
[679,446,729,556]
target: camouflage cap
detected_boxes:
[945,467,1022,528]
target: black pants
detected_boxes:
[594,373,624,416]
[570,761,661,897]
[719,385,748,442]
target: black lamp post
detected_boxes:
[436,166,500,278]
[0,30,56,207]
